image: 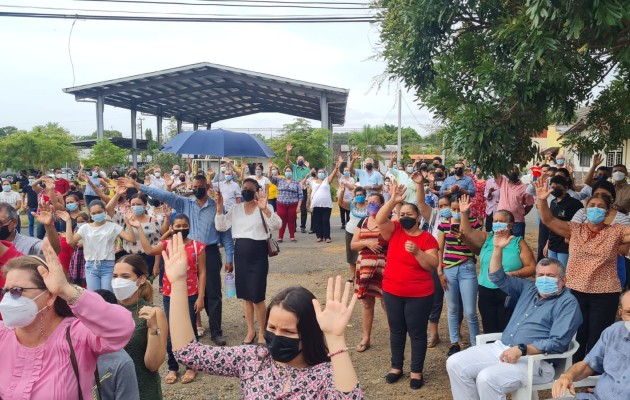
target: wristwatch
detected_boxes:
[518,343,527,356]
[148,328,161,336]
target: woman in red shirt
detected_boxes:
[375,184,439,390]
[132,213,206,385]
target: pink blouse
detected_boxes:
[0,290,135,400]
[175,341,363,399]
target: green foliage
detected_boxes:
[84,139,129,170]
[144,128,153,142]
[0,126,17,138]
[74,130,123,141]
[348,125,389,160]
[0,123,77,171]
[376,0,630,175]
[266,118,333,170]
[150,152,184,173]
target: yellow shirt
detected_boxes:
[268,174,284,200]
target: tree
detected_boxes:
[266,118,333,170]
[0,123,77,171]
[74,129,123,141]
[0,126,17,138]
[376,0,630,174]
[84,139,129,170]
[144,128,153,142]
[348,125,389,160]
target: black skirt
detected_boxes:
[234,238,269,303]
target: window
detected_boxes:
[579,153,592,167]
[606,149,623,167]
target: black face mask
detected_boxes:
[455,167,464,176]
[173,228,189,240]
[129,173,138,179]
[551,188,564,198]
[111,175,119,179]
[179,176,186,182]
[264,331,302,363]
[399,217,418,230]
[70,186,76,191]
[0,224,12,240]
[509,172,519,182]
[366,164,373,171]
[297,160,304,167]
[241,189,256,202]
[435,172,444,178]
[192,187,207,200]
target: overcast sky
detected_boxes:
[0,0,436,139]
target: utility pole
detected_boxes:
[397,88,402,162]
[137,116,145,140]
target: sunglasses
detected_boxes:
[0,287,45,300]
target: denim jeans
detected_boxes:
[443,260,480,345]
[27,207,37,237]
[163,294,198,371]
[547,250,569,268]
[85,260,115,292]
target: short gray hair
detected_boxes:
[536,257,565,278]
[0,203,18,221]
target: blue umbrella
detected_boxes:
[160,129,275,158]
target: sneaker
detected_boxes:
[447,343,461,357]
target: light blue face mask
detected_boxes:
[92,171,99,178]
[66,203,78,212]
[285,171,293,179]
[343,171,350,177]
[586,207,606,224]
[355,195,366,204]
[439,208,452,219]
[28,179,35,185]
[318,172,326,179]
[2,185,11,192]
[451,212,461,221]
[535,276,559,295]
[91,213,106,223]
[225,174,233,181]
[492,222,509,232]
[132,205,145,216]
[406,167,414,173]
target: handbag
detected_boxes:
[66,326,102,400]
[259,208,280,257]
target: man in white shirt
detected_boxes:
[148,166,167,191]
[217,170,242,213]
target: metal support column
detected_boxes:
[156,114,163,146]
[176,119,182,133]
[131,108,138,168]
[193,120,199,131]
[96,95,105,139]
[207,122,212,130]
[320,93,331,166]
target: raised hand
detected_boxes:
[458,194,471,213]
[391,184,407,203]
[493,228,514,249]
[286,142,293,152]
[411,171,424,184]
[38,240,72,297]
[118,177,138,189]
[592,153,603,167]
[164,174,173,187]
[338,155,344,164]
[390,150,396,160]
[34,205,55,226]
[312,276,357,337]
[534,178,553,200]
[304,161,310,168]
[162,233,189,284]
[351,151,359,161]
[185,157,192,165]
[267,160,273,169]
[138,306,159,329]
[44,177,55,191]
[56,210,71,222]
[257,190,268,210]
[115,185,127,195]
[126,213,141,228]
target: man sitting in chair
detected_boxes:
[552,290,630,399]
[447,229,582,400]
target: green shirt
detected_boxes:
[123,298,163,400]
[388,168,417,203]
[479,232,523,289]
[291,163,310,181]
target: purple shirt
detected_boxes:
[484,178,500,216]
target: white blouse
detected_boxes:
[310,179,333,209]
[215,203,282,240]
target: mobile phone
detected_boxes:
[450,223,460,233]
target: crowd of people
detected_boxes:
[0,148,629,400]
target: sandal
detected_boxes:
[181,371,196,384]
[196,326,205,336]
[356,342,371,352]
[316,238,322,242]
[325,238,331,243]
[428,335,441,348]
[164,372,178,384]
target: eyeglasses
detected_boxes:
[0,287,45,300]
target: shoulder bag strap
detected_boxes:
[66,326,84,400]
[259,209,270,237]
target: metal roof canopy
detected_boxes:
[71,137,150,150]
[63,62,349,167]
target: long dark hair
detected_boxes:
[265,286,330,366]
[3,256,74,317]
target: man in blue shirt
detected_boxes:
[123,174,229,346]
[552,291,630,400]
[349,152,383,196]
[439,161,476,197]
[447,230,582,400]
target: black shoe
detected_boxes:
[341,225,345,229]
[385,370,403,384]
[212,336,227,346]
[409,377,424,390]
[300,228,306,233]
[447,343,461,357]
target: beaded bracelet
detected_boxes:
[327,347,349,358]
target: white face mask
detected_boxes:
[612,171,626,182]
[154,172,161,178]
[172,169,180,175]
[0,290,48,328]
[111,278,139,301]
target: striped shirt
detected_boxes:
[438,218,481,268]
[140,185,220,246]
[270,176,303,204]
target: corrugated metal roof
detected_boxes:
[63,62,349,125]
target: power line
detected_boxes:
[0,11,376,22]
[0,4,372,17]
[73,0,372,9]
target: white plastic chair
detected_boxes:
[476,333,579,400]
